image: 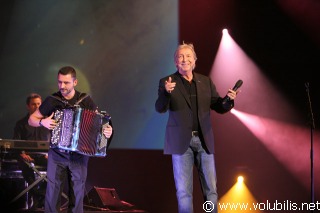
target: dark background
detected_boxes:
[1,0,320,213]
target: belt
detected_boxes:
[192,131,199,137]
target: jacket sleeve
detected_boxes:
[209,79,234,113]
[155,78,171,113]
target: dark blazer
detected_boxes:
[155,71,234,154]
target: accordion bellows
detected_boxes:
[51,107,110,157]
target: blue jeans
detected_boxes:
[172,136,217,213]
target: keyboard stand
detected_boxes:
[10,160,69,206]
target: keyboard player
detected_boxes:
[13,93,50,209]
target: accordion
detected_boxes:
[50,107,111,157]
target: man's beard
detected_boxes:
[60,88,71,96]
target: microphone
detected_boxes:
[232,79,243,91]
[224,79,243,102]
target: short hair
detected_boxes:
[58,66,77,79]
[174,42,198,61]
[174,42,197,70]
[26,93,42,105]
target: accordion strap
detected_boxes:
[50,92,89,107]
[75,93,89,105]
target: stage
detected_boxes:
[1,149,317,213]
[14,209,147,213]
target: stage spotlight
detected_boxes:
[222,28,228,35]
[219,175,261,212]
[231,108,320,189]
[237,175,244,183]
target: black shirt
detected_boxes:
[39,90,97,117]
[180,75,199,132]
[13,113,50,141]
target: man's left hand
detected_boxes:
[103,124,113,138]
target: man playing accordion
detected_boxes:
[29,66,113,213]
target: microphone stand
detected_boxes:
[305,82,315,211]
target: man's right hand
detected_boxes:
[20,152,34,162]
[165,77,176,93]
[40,112,58,130]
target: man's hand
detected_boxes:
[103,124,113,138]
[20,152,34,162]
[165,77,176,93]
[40,112,58,130]
[226,89,239,100]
